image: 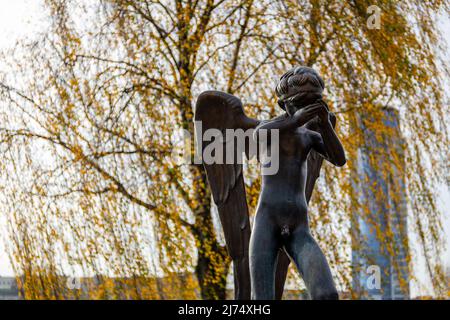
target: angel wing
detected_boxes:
[195,90,259,300]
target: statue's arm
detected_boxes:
[310,116,346,167]
[253,103,324,138]
[253,114,295,137]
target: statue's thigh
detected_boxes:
[250,211,280,253]
[284,228,338,299]
[249,214,280,299]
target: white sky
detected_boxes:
[0,0,45,278]
[0,0,448,298]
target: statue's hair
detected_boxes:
[275,66,324,110]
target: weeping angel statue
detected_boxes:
[194,66,346,300]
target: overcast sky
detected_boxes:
[0,0,448,297]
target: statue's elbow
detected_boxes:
[335,156,346,167]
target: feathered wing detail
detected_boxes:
[194,90,259,300]
[274,112,337,300]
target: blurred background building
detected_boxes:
[352,107,410,299]
[0,276,19,300]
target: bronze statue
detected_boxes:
[194,66,346,300]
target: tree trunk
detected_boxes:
[194,219,231,299]
[176,22,231,296]
[188,160,230,299]
[190,166,231,300]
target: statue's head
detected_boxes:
[275,66,324,116]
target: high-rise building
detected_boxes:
[352,107,410,299]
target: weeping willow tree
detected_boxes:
[0,0,448,299]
